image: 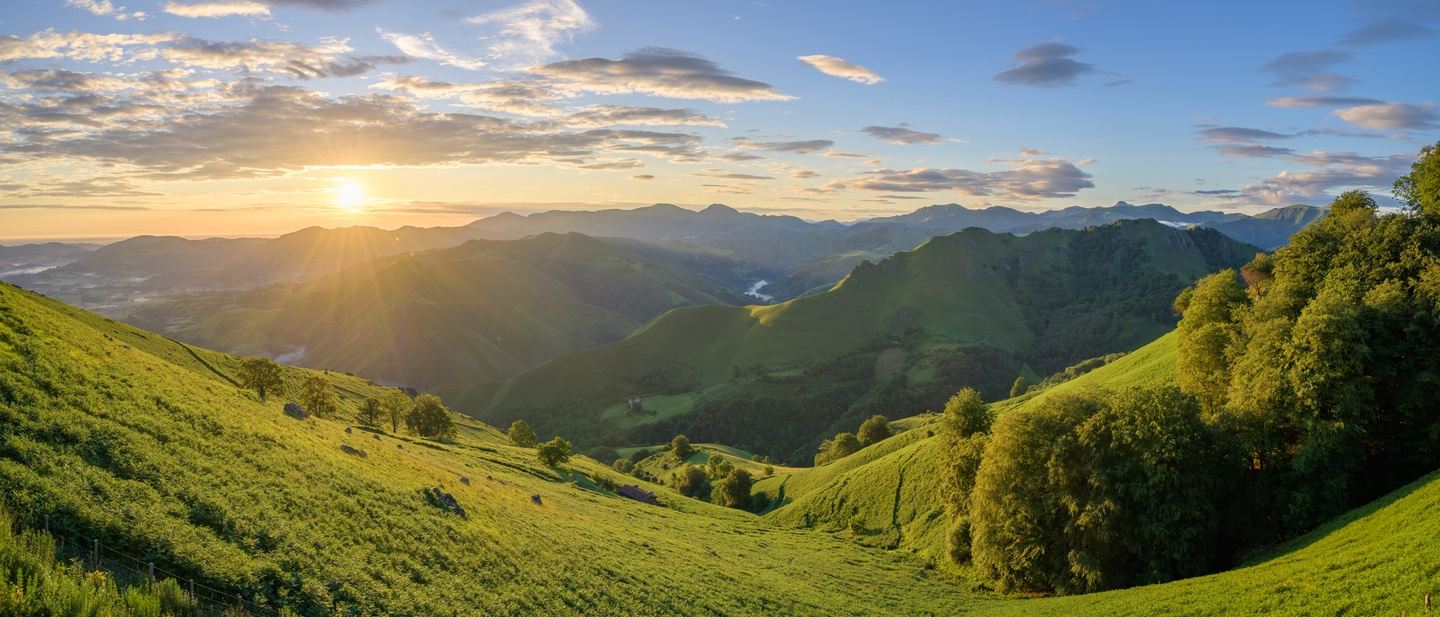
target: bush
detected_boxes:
[537,437,573,467]
[612,458,634,473]
[813,432,861,465]
[507,420,538,448]
[670,434,693,461]
[711,469,753,509]
[856,415,891,446]
[671,465,708,499]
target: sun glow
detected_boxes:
[333,179,367,213]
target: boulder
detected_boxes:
[283,402,307,419]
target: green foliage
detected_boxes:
[939,388,990,438]
[671,465,708,499]
[1008,376,1028,399]
[1394,142,1440,216]
[1175,270,1247,412]
[297,374,337,419]
[711,469,753,510]
[507,419,538,448]
[358,397,382,427]
[813,433,861,466]
[611,458,634,474]
[669,434,693,461]
[970,386,1232,594]
[236,356,282,402]
[379,390,409,434]
[536,437,572,467]
[856,415,891,446]
[405,394,456,439]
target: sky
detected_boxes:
[1,0,1438,240]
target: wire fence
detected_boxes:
[35,514,279,616]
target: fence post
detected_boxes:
[91,539,99,569]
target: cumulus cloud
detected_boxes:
[838,155,1095,201]
[1267,95,1384,108]
[466,0,594,67]
[379,30,488,70]
[733,137,834,153]
[1259,49,1354,91]
[0,30,183,63]
[1340,18,1435,46]
[64,0,146,21]
[2,85,711,180]
[861,125,944,144]
[796,54,884,85]
[164,1,271,18]
[1239,150,1414,204]
[531,47,793,102]
[993,42,1096,87]
[1333,102,1438,130]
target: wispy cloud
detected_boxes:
[860,125,945,144]
[378,30,488,70]
[834,153,1095,201]
[796,54,884,85]
[466,0,594,67]
[1333,102,1438,130]
[1259,49,1353,91]
[531,47,793,102]
[164,1,271,18]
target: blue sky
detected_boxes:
[1,0,1437,239]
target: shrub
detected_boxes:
[813,432,861,465]
[670,434,693,461]
[856,415,891,446]
[671,465,708,499]
[711,469,753,509]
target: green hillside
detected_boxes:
[171,233,749,390]
[0,282,987,615]
[474,220,1253,462]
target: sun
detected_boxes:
[333,178,367,213]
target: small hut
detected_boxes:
[617,485,658,505]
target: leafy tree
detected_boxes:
[1009,376,1029,399]
[705,455,733,481]
[537,437,572,467]
[938,388,991,565]
[711,468,753,509]
[612,458,634,473]
[813,432,861,465]
[856,415,891,446]
[404,394,456,438]
[670,434,693,461]
[1394,142,1439,216]
[1175,270,1248,412]
[358,397,382,427]
[970,386,1232,594]
[297,374,337,419]
[507,419,538,448]
[380,390,410,433]
[671,464,708,498]
[237,357,283,402]
[939,388,990,438]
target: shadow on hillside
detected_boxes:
[1241,469,1436,566]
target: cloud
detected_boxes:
[64,0,146,21]
[466,0,594,67]
[631,174,654,180]
[796,54,884,85]
[1259,49,1354,91]
[379,30,488,70]
[1216,144,1296,158]
[1198,126,1292,143]
[164,1,271,18]
[267,0,373,9]
[1239,150,1414,204]
[162,37,407,78]
[0,204,151,210]
[4,85,712,180]
[839,156,1095,200]
[1333,102,1438,130]
[790,169,819,179]
[560,105,726,128]
[993,42,1096,87]
[733,138,834,153]
[1339,18,1435,46]
[531,47,793,102]
[1267,95,1384,108]
[861,125,944,144]
[0,30,183,63]
[695,170,773,180]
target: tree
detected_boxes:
[856,415,891,446]
[940,388,990,438]
[671,464,708,499]
[298,374,337,419]
[612,458,634,473]
[1009,376,1029,399]
[1394,141,1439,216]
[670,434,693,461]
[1175,270,1248,413]
[237,357,283,402]
[711,469,753,509]
[405,394,455,439]
[507,420,538,448]
[813,432,861,465]
[380,390,410,434]
[537,437,572,467]
[358,397,382,427]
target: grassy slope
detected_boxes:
[0,282,985,616]
[179,233,745,390]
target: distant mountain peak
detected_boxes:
[699,203,740,217]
